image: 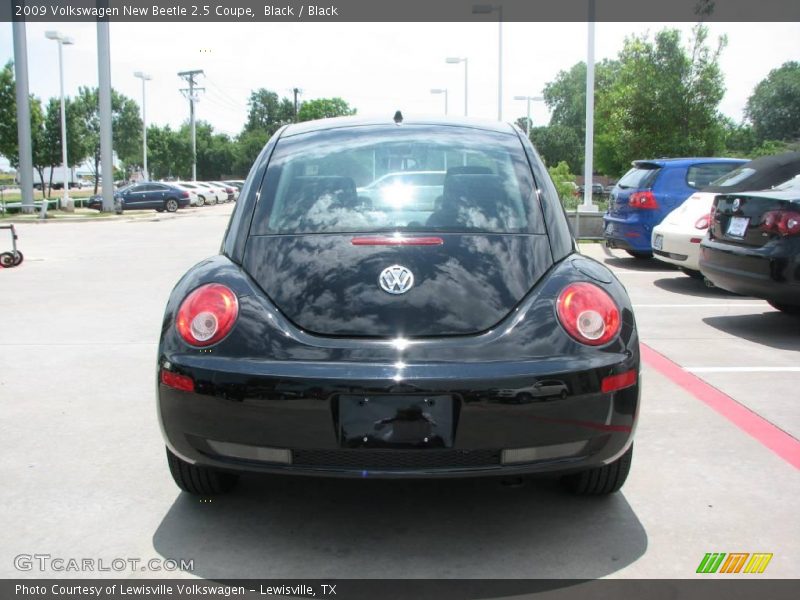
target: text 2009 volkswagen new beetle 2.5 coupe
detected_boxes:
[157,114,640,496]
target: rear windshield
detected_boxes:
[617,167,660,189]
[251,125,539,235]
[707,166,756,188]
[687,163,745,189]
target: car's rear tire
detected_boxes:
[625,250,653,259]
[165,198,179,213]
[196,195,205,207]
[166,447,238,495]
[680,267,703,279]
[561,444,633,495]
[769,301,800,315]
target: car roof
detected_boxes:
[281,115,519,138]
[632,157,748,169]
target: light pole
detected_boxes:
[134,71,152,181]
[446,57,468,116]
[472,4,503,121]
[582,0,598,212]
[45,30,74,211]
[430,88,448,115]
[513,95,544,136]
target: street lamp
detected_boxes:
[446,57,468,116]
[45,30,74,212]
[472,4,503,121]
[430,88,448,116]
[513,95,544,136]
[133,71,152,181]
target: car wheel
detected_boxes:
[561,444,633,495]
[625,250,653,259]
[165,198,179,213]
[13,251,24,266]
[0,252,15,268]
[196,195,205,207]
[166,447,238,495]
[680,267,703,279]
[768,301,800,315]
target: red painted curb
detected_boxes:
[641,343,800,470]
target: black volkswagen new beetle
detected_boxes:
[158,116,640,496]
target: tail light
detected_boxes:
[181,191,190,198]
[225,187,234,193]
[629,191,659,209]
[556,282,621,346]
[761,210,800,236]
[175,283,239,347]
[694,214,710,230]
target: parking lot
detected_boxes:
[1,204,798,581]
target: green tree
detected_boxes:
[244,88,294,135]
[547,161,578,204]
[232,128,270,177]
[182,121,237,179]
[297,97,356,122]
[595,25,728,176]
[542,59,619,143]
[745,61,800,143]
[147,124,191,180]
[530,124,584,173]
[0,61,17,165]
[73,86,142,192]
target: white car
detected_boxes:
[651,192,715,275]
[175,182,212,206]
[652,152,800,277]
[193,182,227,204]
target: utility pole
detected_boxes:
[97,21,114,212]
[293,87,302,122]
[178,70,204,181]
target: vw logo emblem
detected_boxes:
[379,265,414,295]
[732,198,741,211]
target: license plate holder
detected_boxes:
[727,216,749,238]
[338,395,454,448]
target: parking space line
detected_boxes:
[686,367,800,373]
[641,343,800,470]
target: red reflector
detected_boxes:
[160,369,195,392]
[351,236,444,246]
[624,232,641,238]
[601,370,637,393]
[689,237,703,244]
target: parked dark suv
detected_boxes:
[157,116,640,497]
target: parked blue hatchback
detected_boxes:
[604,157,747,258]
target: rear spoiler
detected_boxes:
[632,161,662,170]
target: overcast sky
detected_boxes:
[1,21,799,170]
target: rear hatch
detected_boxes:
[608,161,661,218]
[711,190,800,248]
[243,233,553,337]
[242,124,554,338]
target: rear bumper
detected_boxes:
[603,214,652,252]
[652,226,702,271]
[158,356,639,479]
[699,238,800,304]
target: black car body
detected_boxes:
[157,117,640,496]
[89,182,191,212]
[700,175,800,314]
